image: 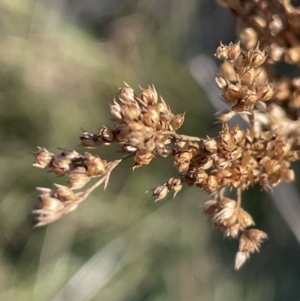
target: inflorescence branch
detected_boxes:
[32,0,300,269]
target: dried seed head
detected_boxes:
[234,51,248,72]
[203,139,218,153]
[119,85,135,102]
[84,153,107,176]
[235,229,268,270]
[167,177,182,197]
[225,83,240,102]
[134,150,155,166]
[69,167,91,190]
[39,195,64,213]
[53,184,78,203]
[52,157,72,175]
[241,68,255,85]
[227,42,241,61]
[140,86,158,106]
[170,113,185,131]
[215,43,229,60]
[257,83,275,101]
[248,45,266,67]
[33,147,54,168]
[153,185,169,201]
[80,132,103,148]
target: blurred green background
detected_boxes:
[1,0,300,300]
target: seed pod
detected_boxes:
[234,51,248,72]
[80,132,103,148]
[54,184,78,203]
[84,153,106,176]
[69,167,90,190]
[227,41,241,61]
[153,185,169,201]
[142,108,160,128]
[33,147,54,168]
[52,157,72,175]
[119,85,135,102]
[224,83,240,102]
[39,195,64,212]
[257,83,275,101]
[248,45,266,67]
[167,177,182,197]
[203,139,218,153]
[170,113,185,131]
[215,43,228,60]
[140,86,158,106]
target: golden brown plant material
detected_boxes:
[32,0,300,269]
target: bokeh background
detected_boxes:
[1,0,300,300]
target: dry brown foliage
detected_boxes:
[32,0,300,269]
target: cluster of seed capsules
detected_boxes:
[33,148,108,226]
[80,84,185,168]
[220,0,300,118]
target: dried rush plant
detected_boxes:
[32,1,300,270]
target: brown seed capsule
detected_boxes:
[99,127,115,144]
[121,102,141,121]
[119,85,135,102]
[241,68,255,85]
[84,153,106,176]
[234,51,248,72]
[39,195,64,212]
[69,167,91,190]
[80,132,103,148]
[257,83,275,101]
[33,147,54,168]
[52,157,72,175]
[225,83,240,102]
[140,86,158,106]
[215,43,228,60]
[134,150,155,166]
[142,108,160,128]
[153,185,169,201]
[167,177,182,197]
[203,139,218,153]
[54,184,77,203]
[170,113,185,131]
[248,46,266,67]
[227,42,241,61]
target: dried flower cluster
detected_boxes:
[32,0,300,269]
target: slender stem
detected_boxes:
[236,187,242,209]
[75,152,136,204]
